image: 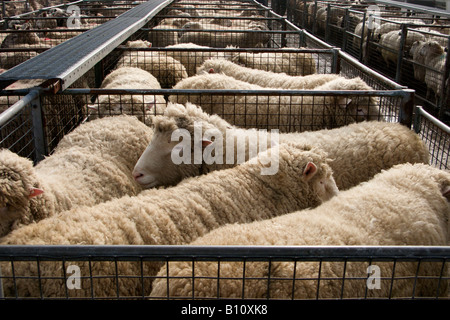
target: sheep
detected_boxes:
[0,50,38,69]
[115,40,189,88]
[178,22,271,48]
[89,67,166,123]
[0,142,339,298]
[165,42,235,77]
[197,58,340,89]
[168,73,381,132]
[422,41,447,102]
[132,102,428,191]
[0,115,153,238]
[150,163,450,300]
[232,48,317,76]
[0,23,41,48]
[379,29,426,67]
[410,40,429,82]
[148,24,179,47]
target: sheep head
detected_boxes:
[250,143,339,206]
[132,102,232,188]
[0,149,43,237]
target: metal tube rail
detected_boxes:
[414,105,450,135]
[0,0,174,91]
[0,245,448,261]
[0,89,39,127]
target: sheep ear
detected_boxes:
[443,186,450,201]
[303,162,317,181]
[208,68,215,74]
[202,139,213,147]
[29,187,44,198]
[87,104,97,111]
[146,101,155,111]
[337,97,352,109]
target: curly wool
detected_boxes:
[150,163,450,300]
[232,48,317,76]
[197,58,340,89]
[0,143,337,298]
[134,102,428,191]
[0,115,153,237]
[91,67,166,123]
[169,73,381,132]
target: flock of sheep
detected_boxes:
[289,0,449,104]
[0,0,448,300]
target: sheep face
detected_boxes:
[0,150,43,237]
[256,144,339,206]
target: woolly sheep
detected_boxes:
[232,49,317,76]
[165,43,234,77]
[168,73,381,132]
[116,40,188,88]
[90,67,166,123]
[133,102,428,191]
[422,42,447,102]
[379,29,426,67]
[0,143,339,298]
[0,115,153,237]
[178,22,270,48]
[197,58,340,89]
[0,23,41,48]
[148,24,179,47]
[150,163,450,299]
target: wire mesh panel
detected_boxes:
[0,245,448,300]
[414,106,449,170]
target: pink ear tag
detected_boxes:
[29,188,44,198]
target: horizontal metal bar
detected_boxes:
[415,105,450,134]
[115,47,336,54]
[0,245,448,261]
[0,89,40,127]
[55,88,412,97]
[375,0,450,18]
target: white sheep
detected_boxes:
[116,40,189,88]
[150,163,450,300]
[0,23,41,48]
[168,73,381,132]
[165,42,235,77]
[133,102,428,191]
[379,29,426,67]
[0,115,153,238]
[232,48,317,76]
[148,24,179,47]
[197,58,340,89]
[90,67,166,123]
[422,42,447,103]
[178,21,271,48]
[0,142,339,298]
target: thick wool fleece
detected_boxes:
[116,41,188,88]
[0,143,338,298]
[169,73,381,132]
[92,67,166,123]
[0,115,153,237]
[136,102,428,190]
[197,58,340,89]
[150,163,450,300]
[233,49,317,76]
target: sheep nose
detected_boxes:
[132,170,144,181]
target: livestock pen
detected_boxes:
[286,0,450,124]
[0,0,448,301]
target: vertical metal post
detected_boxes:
[359,12,367,62]
[332,48,340,74]
[395,24,408,84]
[399,89,415,128]
[413,105,423,134]
[0,264,4,299]
[438,38,450,120]
[30,90,47,163]
[324,4,331,43]
[341,8,349,52]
